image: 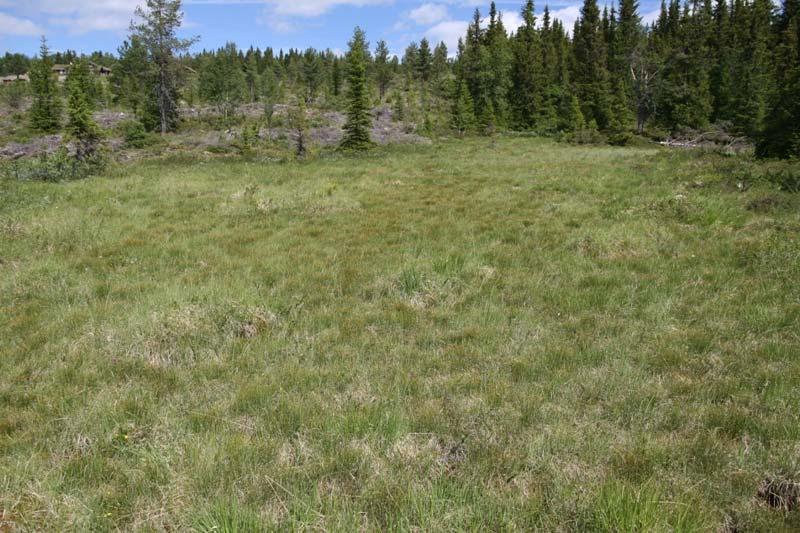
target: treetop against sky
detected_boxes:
[0,0,661,57]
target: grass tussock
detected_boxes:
[1,138,800,530]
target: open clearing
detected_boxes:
[2,138,799,530]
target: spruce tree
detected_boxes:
[729,0,773,135]
[340,27,373,151]
[561,93,586,131]
[655,0,713,131]
[29,37,62,133]
[111,37,149,117]
[432,42,449,88]
[614,0,643,75]
[757,0,800,157]
[485,2,512,127]
[451,81,477,135]
[65,59,101,163]
[709,0,733,122]
[630,36,660,132]
[510,0,543,129]
[199,43,246,120]
[392,89,406,121]
[331,56,343,98]
[402,42,419,90]
[303,49,325,103]
[475,44,498,132]
[610,0,642,118]
[416,38,433,83]
[572,0,613,129]
[290,97,308,158]
[244,52,260,103]
[374,40,392,101]
[537,6,561,132]
[608,78,634,131]
[462,9,485,105]
[261,65,278,135]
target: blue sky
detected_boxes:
[1,0,661,58]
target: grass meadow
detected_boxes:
[2,138,800,531]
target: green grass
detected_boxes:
[1,137,799,531]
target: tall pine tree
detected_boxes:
[572,0,613,129]
[485,2,512,127]
[510,0,543,129]
[758,0,800,157]
[66,59,101,163]
[374,40,392,101]
[341,27,373,150]
[29,37,62,133]
[130,0,197,134]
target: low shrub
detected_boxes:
[118,120,148,149]
[608,131,634,146]
[1,146,106,182]
[770,165,800,193]
[564,128,607,145]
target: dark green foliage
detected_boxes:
[510,0,543,129]
[561,94,586,131]
[130,0,198,135]
[235,122,260,155]
[709,0,733,122]
[28,37,62,134]
[331,56,343,98]
[654,0,713,131]
[199,42,247,120]
[757,0,800,158]
[340,27,373,151]
[290,97,309,158]
[119,120,150,148]
[566,127,608,144]
[66,59,102,164]
[572,0,612,129]
[608,78,634,132]
[485,2,512,127]
[770,166,800,192]
[1,80,28,110]
[374,40,392,101]
[0,52,30,76]
[432,42,449,88]
[111,37,150,118]
[451,81,477,135]
[5,0,800,157]
[416,38,433,83]
[4,144,106,181]
[243,53,260,103]
[613,0,642,77]
[391,90,406,121]
[302,48,324,103]
[728,0,773,135]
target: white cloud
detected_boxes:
[258,12,296,33]
[546,5,580,34]
[392,19,410,31]
[499,9,523,33]
[423,19,467,53]
[12,0,140,34]
[421,8,522,53]
[408,3,448,25]
[641,8,660,26]
[0,12,43,35]
[269,0,388,17]
[251,0,389,33]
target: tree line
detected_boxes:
[14,0,800,158]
